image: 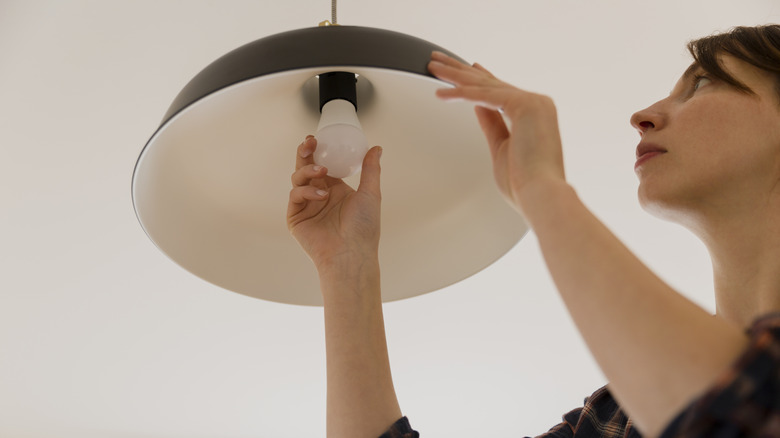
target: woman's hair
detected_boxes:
[687,24,780,97]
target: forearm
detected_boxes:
[319,258,402,438]
[520,180,748,436]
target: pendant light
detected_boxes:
[131,2,527,306]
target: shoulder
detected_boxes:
[540,386,641,438]
[660,312,780,437]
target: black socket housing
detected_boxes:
[318,72,358,112]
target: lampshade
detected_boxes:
[131,25,527,306]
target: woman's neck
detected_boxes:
[695,203,780,328]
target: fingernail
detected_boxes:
[312,165,322,171]
[316,190,328,197]
[377,147,383,159]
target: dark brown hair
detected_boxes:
[687,24,780,97]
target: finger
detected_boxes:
[475,106,509,152]
[431,50,469,68]
[428,60,487,86]
[287,185,329,212]
[291,163,328,187]
[295,135,317,171]
[435,85,511,112]
[431,52,495,80]
[357,146,382,199]
[472,62,497,79]
[286,186,329,230]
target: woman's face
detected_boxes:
[630,55,780,224]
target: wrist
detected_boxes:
[317,250,379,275]
[516,178,577,225]
[317,253,381,298]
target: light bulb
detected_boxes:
[314,99,369,179]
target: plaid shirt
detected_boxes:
[379,313,780,438]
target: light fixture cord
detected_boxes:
[318,0,338,26]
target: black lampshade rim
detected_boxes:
[158,25,466,126]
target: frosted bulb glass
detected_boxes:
[314,99,369,179]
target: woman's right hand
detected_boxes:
[287,135,383,276]
[428,51,566,216]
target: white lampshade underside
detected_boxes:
[133,66,527,306]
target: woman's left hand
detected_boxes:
[287,136,383,278]
[427,51,566,215]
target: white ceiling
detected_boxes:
[3,1,780,437]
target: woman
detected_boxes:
[286,25,780,437]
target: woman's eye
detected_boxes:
[693,75,712,91]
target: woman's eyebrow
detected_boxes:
[682,62,703,82]
[669,62,703,95]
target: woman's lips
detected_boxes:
[635,143,667,170]
[635,151,664,169]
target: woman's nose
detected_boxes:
[630,109,656,135]
[630,101,665,135]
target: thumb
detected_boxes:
[475,105,509,153]
[358,146,382,199]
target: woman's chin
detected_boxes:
[638,186,690,224]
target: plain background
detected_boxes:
[2,1,780,436]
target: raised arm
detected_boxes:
[428,52,748,437]
[287,136,403,438]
